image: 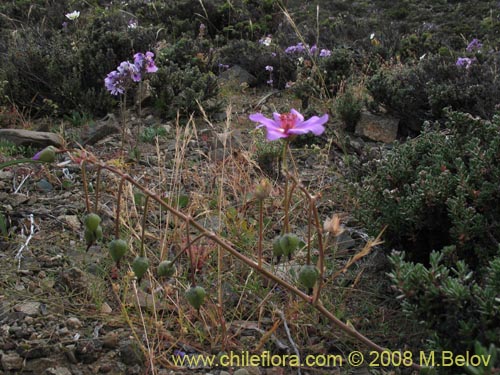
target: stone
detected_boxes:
[66,317,82,329]
[101,331,119,349]
[14,301,41,317]
[57,215,81,231]
[44,367,72,375]
[1,352,24,371]
[81,123,120,146]
[0,129,64,149]
[119,340,144,366]
[218,65,257,87]
[336,231,356,251]
[355,111,399,143]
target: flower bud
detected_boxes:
[32,146,57,163]
[254,178,272,201]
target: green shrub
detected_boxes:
[152,60,219,120]
[0,7,157,117]
[353,111,500,268]
[335,88,363,132]
[367,54,500,135]
[388,250,500,356]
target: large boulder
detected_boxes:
[355,111,399,143]
[0,129,64,148]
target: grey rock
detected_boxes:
[336,231,356,251]
[44,367,72,375]
[218,65,257,87]
[36,178,53,193]
[75,339,102,364]
[1,352,24,371]
[65,317,82,329]
[0,129,64,149]
[355,111,399,143]
[14,301,41,317]
[119,339,144,366]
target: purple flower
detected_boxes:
[105,51,158,95]
[173,349,186,358]
[285,42,307,54]
[319,49,331,57]
[265,65,273,72]
[134,51,158,74]
[466,38,482,52]
[309,44,318,55]
[218,63,230,70]
[249,109,328,141]
[456,57,474,69]
[267,79,273,85]
[105,71,126,95]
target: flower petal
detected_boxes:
[265,128,288,141]
[249,113,280,130]
[290,108,304,122]
[292,114,328,135]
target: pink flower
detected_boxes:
[249,109,328,141]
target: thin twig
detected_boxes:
[14,213,36,270]
[276,308,301,375]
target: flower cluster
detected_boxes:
[466,38,482,52]
[456,57,475,69]
[285,42,331,57]
[105,51,158,96]
[285,42,308,54]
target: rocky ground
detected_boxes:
[0,73,413,375]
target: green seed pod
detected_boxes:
[280,233,300,259]
[84,213,101,232]
[108,239,128,264]
[157,260,175,278]
[272,236,284,263]
[132,256,149,280]
[185,286,206,310]
[84,227,96,244]
[95,225,103,241]
[298,264,320,290]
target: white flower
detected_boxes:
[260,35,272,46]
[65,10,80,20]
[370,33,375,40]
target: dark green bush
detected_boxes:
[353,110,500,359]
[0,6,157,116]
[367,54,500,135]
[151,45,219,120]
[354,111,500,267]
[388,250,500,355]
[335,88,363,132]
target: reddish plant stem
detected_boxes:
[140,196,149,258]
[95,165,102,213]
[81,161,91,213]
[85,159,422,371]
[115,176,126,238]
[258,200,264,267]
